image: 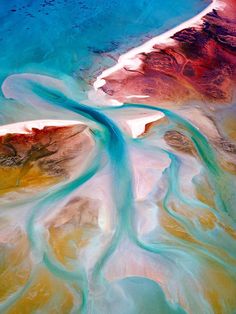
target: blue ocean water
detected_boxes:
[0,0,210,86]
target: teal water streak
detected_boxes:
[24,135,103,313]
[3,77,236,313]
[121,104,236,221]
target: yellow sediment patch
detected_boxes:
[202,261,236,314]
[158,204,196,243]
[0,232,31,302]
[222,116,236,142]
[48,225,91,268]
[7,268,74,314]
[0,164,61,196]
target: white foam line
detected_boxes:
[126,95,150,99]
[94,0,225,90]
[0,120,82,136]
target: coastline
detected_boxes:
[94,0,224,91]
[0,120,82,136]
